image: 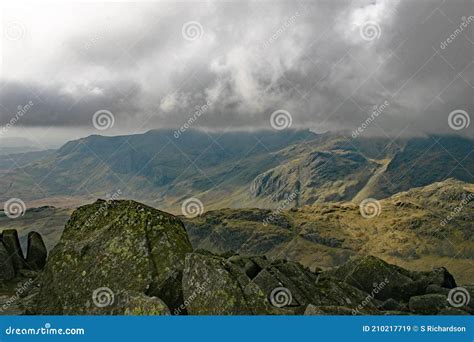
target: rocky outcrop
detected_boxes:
[181,251,377,315]
[328,256,456,301]
[0,230,46,315]
[0,229,47,280]
[3,198,469,316]
[34,200,192,315]
[2,230,27,271]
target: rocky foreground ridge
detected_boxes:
[0,199,473,315]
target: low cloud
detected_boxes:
[0,0,472,141]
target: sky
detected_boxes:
[0,0,473,147]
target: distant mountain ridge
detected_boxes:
[0,129,473,213]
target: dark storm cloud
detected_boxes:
[1,0,472,137]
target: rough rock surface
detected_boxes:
[26,232,48,271]
[182,251,377,315]
[0,243,15,280]
[408,294,448,315]
[328,256,456,301]
[34,200,192,314]
[1,230,27,271]
[120,292,170,315]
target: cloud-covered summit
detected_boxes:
[1,0,473,143]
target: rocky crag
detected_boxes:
[1,199,473,315]
[0,229,47,314]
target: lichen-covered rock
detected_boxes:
[25,232,47,270]
[121,292,170,315]
[34,200,192,314]
[182,252,250,315]
[182,251,377,315]
[408,294,447,315]
[0,243,15,280]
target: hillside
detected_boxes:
[183,179,474,284]
[0,130,473,214]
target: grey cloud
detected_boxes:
[0,0,472,139]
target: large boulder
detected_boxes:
[25,231,47,270]
[34,200,192,314]
[182,251,377,315]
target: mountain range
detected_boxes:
[1,130,473,214]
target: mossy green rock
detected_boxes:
[34,200,192,314]
[182,252,377,315]
[121,292,170,315]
